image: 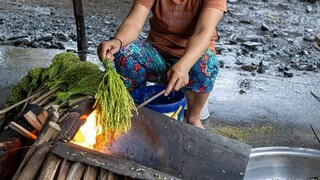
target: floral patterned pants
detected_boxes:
[114,40,219,93]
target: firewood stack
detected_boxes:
[316,35,320,52]
[2,98,178,180]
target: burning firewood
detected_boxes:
[1,52,138,146]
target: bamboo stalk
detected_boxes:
[17,88,33,117]
[137,90,165,109]
[9,121,37,141]
[31,86,61,105]
[0,91,42,115]
[38,94,53,106]
[24,110,42,131]
[43,100,60,110]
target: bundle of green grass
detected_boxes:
[4,52,137,142]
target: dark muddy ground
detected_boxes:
[0,0,320,149]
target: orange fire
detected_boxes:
[72,110,102,149]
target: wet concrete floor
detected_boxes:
[0,45,319,149]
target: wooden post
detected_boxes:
[73,0,88,61]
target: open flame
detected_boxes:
[72,110,102,149]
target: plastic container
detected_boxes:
[200,99,210,120]
[131,85,187,121]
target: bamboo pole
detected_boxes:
[137,90,165,109]
[0,91,42,115]
[73,0,88,61]
[31,86,61,105]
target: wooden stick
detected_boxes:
[0,91,42,115]
[17,88,33,117]
[310,124,320,144]
[52,105,60,113]
[38,94,53,106]
[38,153,61,180]
[66,162,85,180]
[43,100,60,110]
[31,86,61,105]
[24,110,42,131]
[16,143,51,180]
[171,105,183,120]
[83,166,98,180]
[37,110,49,125]
[311,92,320,102]
[9,121,37,141]
[35,121,61,146]
[137,90,165,109]
[56,159,71,180]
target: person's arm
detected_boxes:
[97,3,150,61]
[165,8,224,96]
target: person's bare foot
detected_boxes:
[189,119,205,129]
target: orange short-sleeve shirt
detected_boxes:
[135,0,227,58]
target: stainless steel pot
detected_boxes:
[244,147,320,180]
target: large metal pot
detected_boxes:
[244,147,320,179]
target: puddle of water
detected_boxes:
[0,46,62,89]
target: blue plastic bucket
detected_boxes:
[131,85,187,121]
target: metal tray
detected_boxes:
[244,146,320,179]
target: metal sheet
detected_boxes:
[244,147,320,179]
[102,107,251,179]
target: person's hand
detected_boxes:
[165,61,190,96]
[97,38,122,61]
